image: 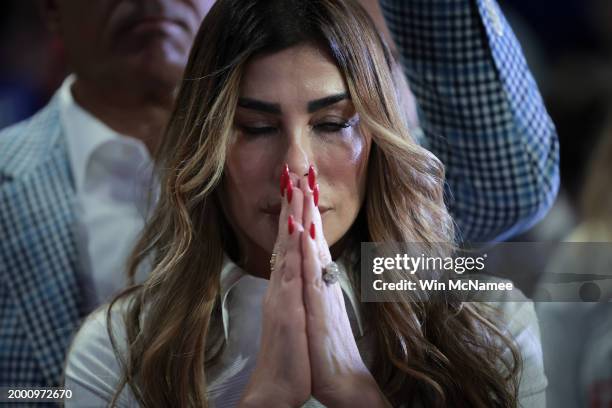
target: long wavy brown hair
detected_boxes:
[108,0,521,406]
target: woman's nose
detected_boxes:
[284,137,311,177]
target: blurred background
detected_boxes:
[2,0,612,244]
[0,1,66,129]
[2,1,611,406]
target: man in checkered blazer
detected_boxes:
[0,0,558,391]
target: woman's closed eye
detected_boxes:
[314,121,352,133]
[313,114,359,135]
[237,120,354,137]
[239,124,278,135]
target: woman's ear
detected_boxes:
[40,0,62,34]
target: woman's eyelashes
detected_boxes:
[314,121,352,133]
[237,120,353,137]
[238,124,277,135]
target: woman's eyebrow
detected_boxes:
[307,92,349,113]
[237,98,281,114]
[237,92,349,114]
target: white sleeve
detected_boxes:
[494,298,548,408]
[63,305,138,407]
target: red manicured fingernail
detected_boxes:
[288,215,295,235]
[313,184,319,207]
[308,165,316,191]
[280,164,289,196]
[310,222,315,239]
[287,179,293,204]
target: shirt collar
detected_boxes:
[219,254,364,340]
[58,75,150,192]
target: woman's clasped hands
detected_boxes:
[239,165,390,408]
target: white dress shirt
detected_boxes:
[64,256,547,407]
[59,76,154,309]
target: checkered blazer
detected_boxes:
[0,0,559,390]
[381,0,560,242]
[0,96,83,390]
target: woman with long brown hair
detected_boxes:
[64,0,546,406]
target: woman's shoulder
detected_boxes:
[475,282,542,361]
[475,283,548,405]
[64,298,137,406]
[69,299,130,357]
[481,284,537,330]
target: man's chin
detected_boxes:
[115,57,183,99]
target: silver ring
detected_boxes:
[322,261,340,285]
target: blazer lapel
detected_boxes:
[0,98,83,386]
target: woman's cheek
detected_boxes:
[321,129,369,243]
[225,140,271,216]
[346,127,367,164]
[333,128,368,194]
[231,138,274,184]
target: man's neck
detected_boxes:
[71,78,174,154]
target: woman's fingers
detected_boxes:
[244,170,311,407]
[300,170,342,326]
[282,174,304,282]
[302,220,325,306]
[300,170,331,286]
[243,167,315,407]
[270,168,304,287]
[299,171,373,407]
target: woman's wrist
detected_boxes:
[239,379,301,408]
[323,373,390,408]
[239,392,293,408]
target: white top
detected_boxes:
[59,76,154,309]
[64,257,547,407]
